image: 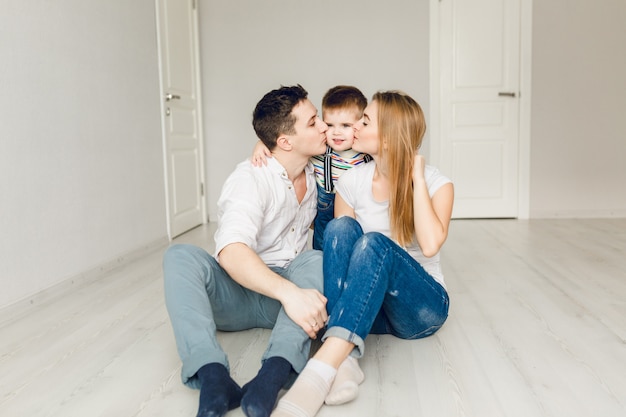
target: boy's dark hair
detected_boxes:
[253,84,309,151]
[321,85,367,116]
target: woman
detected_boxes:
[272,91,454,417]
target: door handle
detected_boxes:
[165,93,181,101]
[498,92,516,97]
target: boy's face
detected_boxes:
[322,109,360,152]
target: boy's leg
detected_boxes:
[312,186,335,250]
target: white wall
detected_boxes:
[199,0,626,220]
[0,0,167,309]
[2,0,625,309]
[530,0,626,217]
[198,0,431,220]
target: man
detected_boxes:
[163,85,329,417]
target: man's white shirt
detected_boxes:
[214,157,317,268]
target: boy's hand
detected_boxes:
[251,140,272,166]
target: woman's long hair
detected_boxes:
[374,91,426,247]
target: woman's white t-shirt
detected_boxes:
[335,161,452,288]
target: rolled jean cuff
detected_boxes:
[321,326,365,358]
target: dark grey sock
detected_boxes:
[241,357,293,417]
[196,363,242,417]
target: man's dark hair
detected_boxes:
[253,84,308,151]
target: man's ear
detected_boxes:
[276,135,292,151]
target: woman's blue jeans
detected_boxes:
[322,217,449,357]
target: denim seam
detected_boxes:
[396,246,448,303]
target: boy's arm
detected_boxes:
[251,140,272,167]
[219,242,327,339]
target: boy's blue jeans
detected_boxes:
[322,217,449,356]
[163,244,323,389]
[312,184,335,250]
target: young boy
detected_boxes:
[252,85,371,250]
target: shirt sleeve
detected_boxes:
[424,165,453,197]
[214,165,265,257]
[334,163,361,209]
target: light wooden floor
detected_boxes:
[1,219,625,417]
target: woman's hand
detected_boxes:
[412,153,454,257]
[413,153,426,182]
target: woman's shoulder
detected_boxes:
[342,159,375,177]
[424,164,450,179]
[336,160,374,191]
[424,164,452,195]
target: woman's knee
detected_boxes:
[326,216,359,234]
[351,232,391,259]
[324,217,362,251]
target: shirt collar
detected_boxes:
[267,156,314,180]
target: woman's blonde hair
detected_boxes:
[373,91,426,247]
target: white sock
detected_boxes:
[271,359,336,417]
[325,356,365,405]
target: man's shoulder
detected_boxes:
[223,158,287,191]
[226,159,268,181]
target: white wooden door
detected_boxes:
[156,0,205,237]
[436,0,521,218]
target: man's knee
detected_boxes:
[163,244,191,271]
[163,244,215,281]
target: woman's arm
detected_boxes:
[412,155,454,257]
[334,193,356,219]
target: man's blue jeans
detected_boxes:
[312,184,335,250]
[163,244,323,389]
[322,217,449,357]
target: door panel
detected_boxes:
[157,0,205,237]
[438,0,520,218]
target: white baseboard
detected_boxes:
[0,236,170,322]
[529,208,626,219]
